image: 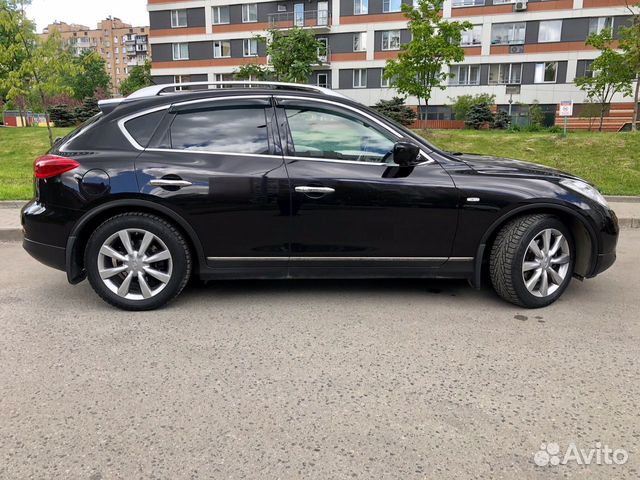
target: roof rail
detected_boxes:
[126,81,348,100]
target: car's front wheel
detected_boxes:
[490,214,575,308]
[85,213,192,311]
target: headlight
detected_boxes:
[560,179,608,208]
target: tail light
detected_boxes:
[34,155,80,179]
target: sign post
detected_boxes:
[559,101,573,136]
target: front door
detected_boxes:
[133,96,290,276]
[275,96,459,276]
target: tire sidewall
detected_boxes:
[511,217,575,308]
[85,215,190,310]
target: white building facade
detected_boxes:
[147,0,638,129]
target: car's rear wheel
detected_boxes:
[85,213,191,311]
[490,214,575,308]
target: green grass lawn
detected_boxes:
[0,127,639,199]
[419,129,640,196]
[0,127,73,200]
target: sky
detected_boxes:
[26,0,150,33]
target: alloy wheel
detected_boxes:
[522,228,571,298]
[97,228,173,300]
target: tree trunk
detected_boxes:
[633,74,640,132]
[424,99,429,130]
[599,103,606,132]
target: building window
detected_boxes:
[174,75,191,91]
[354,0,368,15]
[171,9,188,28]
[381,69,390,88]
[242,4,258,23]
[491,22,526,45]
[353,69,367,88]
[213,40,231,58]
[278,4,287,11]
[114,36,118,44]
[383,0,402,13]
[488,63,522,84]
[461,25,482,46]
[353,32,367,52]
[172,42,189,60]
[449,64,480,85]
[317,73,328,88]
[116,67,120,74]
[589,17,613,35]
[243,38,258,57]
[381,30,401,51]
[452,0,485,6]
[115,47,119,54]
[538,20,562,43]
[212,6,230,24]
[534,62,558,83]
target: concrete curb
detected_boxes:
[605,196,640,203]
[0,201,25,209]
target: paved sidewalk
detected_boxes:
[1,197,639,242]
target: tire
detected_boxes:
[489,214,575,308]
[85,213,192,311]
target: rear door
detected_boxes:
[130,95,290,276]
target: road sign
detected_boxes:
[559,100,573,117]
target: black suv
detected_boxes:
[22,82,618,310]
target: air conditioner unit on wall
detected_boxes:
[514,0,528,11]
[509,45,525,54]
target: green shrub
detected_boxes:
[48,105,76,127]
[464,102,494,130]
[492,110,511,130]
[372,96,417,126]
[450,93,496,121]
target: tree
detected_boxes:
[383,0,471,129]
[0,1,78,145]
[49,104,76,127]
[68,50,111,100]
[74,96,99,123]
[449,93,496,121]
[119,60,153,96]
[233,27,325,83]
[576,28,634,131]
[620,2,640,131]
[372,96,417,126]
[464,102,493,129]
[234,63,273,81]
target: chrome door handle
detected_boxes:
[149,179,192,187]
[295,186,335,194]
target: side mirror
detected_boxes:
[393,140,421,167]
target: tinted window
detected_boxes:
[285,107,395,163]
[124,110,166,148]
[169,107,269,154]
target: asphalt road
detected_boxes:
[1,231,639,480]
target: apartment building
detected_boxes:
[147,0,638,130]
[41,17,151,91]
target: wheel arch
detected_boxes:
[472,203,597,289]
[66,198,206,284]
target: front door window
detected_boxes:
[284,107,395,163]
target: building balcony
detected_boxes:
[268,10,331,31]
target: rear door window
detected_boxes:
[169,107,270,154]
[123,109,167,148]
